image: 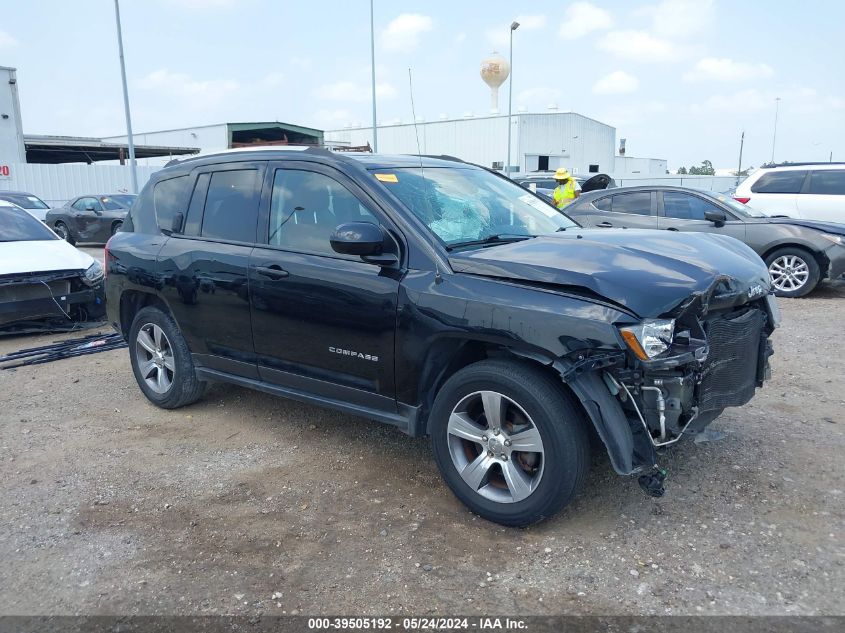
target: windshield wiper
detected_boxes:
[446,233,535,251]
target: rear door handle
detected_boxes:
[255,265,289,280]
[596,221,613,228]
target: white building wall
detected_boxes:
[102,124,228,167]
[327,116,515,171]
[0,66,26,165]
[517,113,615,176]
[326,112,616,175]
[0,163,159,207]
[614,156,668,176]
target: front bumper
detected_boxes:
[0,270,105,333]
[603,295,775,460]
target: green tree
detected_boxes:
[677,166,688,174]
[689,160,715,176]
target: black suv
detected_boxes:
[105,147,778,526]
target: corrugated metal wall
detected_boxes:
[327,116,514,170]
[326,112,617,175]
[0,163,159,207]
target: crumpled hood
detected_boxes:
[449,229,771,318]
[0,239,95,276]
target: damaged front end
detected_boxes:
[560,276,778,480]
[0,267,106,335]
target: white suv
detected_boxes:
[735,163,845,222]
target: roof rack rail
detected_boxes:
[765,161,845,168]
[164,144,335,167]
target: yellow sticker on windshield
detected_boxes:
[375,173,398,183]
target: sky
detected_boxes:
[1,0,843,170]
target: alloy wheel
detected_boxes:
[769,255,810,293]
[55,223,70,241]
[135,323,175,394]
[446,390,545,504]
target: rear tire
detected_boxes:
[430,359,590,527]
[111,220,123,235]
[54,221,76,245]
[765,247,820,298]
[129,306,206,409]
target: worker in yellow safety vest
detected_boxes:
[551,168,580,209]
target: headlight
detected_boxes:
[821,233,843,245]
[83,260,104,285]
[619,319,675,361]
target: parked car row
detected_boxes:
[0,190,136,244]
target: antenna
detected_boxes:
[408,67,425,179]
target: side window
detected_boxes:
[807,170,845,195]
[200,169,260,243]
[751,170,807,194]
[89,198,104,211]
[153,175,190,231]
[663,192,722,220]
[184,173,210,236]
[592,196,612,212]
[71,198,88,211]
[610,192,651,216]
[268,169,378,256]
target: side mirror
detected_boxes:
[330,222,385,257]
[704,210,727,227]
[84,203,96,212]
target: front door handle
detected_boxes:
[596,221,613,228]
[255,265,289,280]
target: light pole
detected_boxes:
[736,130,745,186]
[770,96,780,164]
[506,21,519,177]
[370,0,378,152]
[113,0,138,193]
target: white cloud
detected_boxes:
[381,14,433,52]
[486,14,546,47]
[638,0,715,38]
[137,69,239,101]
[559,2,613,40]
[597,30,676,62]
[593,71,639,95]
[683,58,774,83]
[314,80,396,102]
[454,32,467,44]
[692,87,844,116]
[0,30,18,48]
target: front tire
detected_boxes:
[129,306,205,409]
[54,221,76,245]
[111,220,123,235]
[430,360,590,527]
[765,247,820,298]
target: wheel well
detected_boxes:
[418,340,565,434]
[119,291,169,338]
[762,244,829,279]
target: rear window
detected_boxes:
[0,193,49,210]
[610,192,652,216]
[153,176,190,230]
[200,169,260,243]
[807,170,845,195]
[0,206,58,242]
[751,170,807,194]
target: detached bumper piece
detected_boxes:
[0,270,105,335]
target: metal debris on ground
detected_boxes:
[0,332,127,369]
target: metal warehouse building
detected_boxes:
[326,111,621,176]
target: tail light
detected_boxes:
[103,238,111,279]
[734,197,751,204]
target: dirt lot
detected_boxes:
[1,268,843,616]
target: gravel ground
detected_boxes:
[0,265,843,616]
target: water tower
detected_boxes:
[480,52,510,114]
